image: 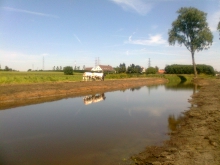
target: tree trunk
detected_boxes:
[191,52,197,78]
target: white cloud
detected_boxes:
[73,34,82,44]
[110,0,153,15]
[208,9,220,32]
[126,34,167,46]
[3,7,59,18]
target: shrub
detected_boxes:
[165,64,215,75]
[146,67,157,74]
[63,66,73,75]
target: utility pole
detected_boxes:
[148,58,151,68]
[98,57,100,66]
[95,57,100,67]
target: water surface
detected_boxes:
[0,84,194,165]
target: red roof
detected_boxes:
[98,65,115,71]
[158,69,165,74]
[84,67,93,71]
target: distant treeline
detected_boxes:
[27,69,85,73]
[0,66,16,71]
[165,64,215,75]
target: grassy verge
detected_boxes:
[105,73,147,79]
[137,73,215,85]
[0,71,216,85]
[0,71,83,84]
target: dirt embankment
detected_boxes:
[131,78,220,165]
[0,78,167,110]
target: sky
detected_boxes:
[0,0,220,71]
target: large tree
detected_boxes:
[127,64,142,73]
[168,7,213,77]
[118,63,126,73]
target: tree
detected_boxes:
[146,67,157,74]
[127,64,141,73]
[118,63,126,73]
[5,66,9,71]
[168,7,213,78]
[63,66,73,75]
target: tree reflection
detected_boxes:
[168,114,184,131]
[130,87,141,91]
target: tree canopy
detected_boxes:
[116,63,126,73]
[127,64,142,73]
[146,67,157,74]
[63,66,73,75]
[168,7,213,77]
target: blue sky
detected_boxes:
[0,0,220,71]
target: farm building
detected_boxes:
[158,69,165,74]
[91,65,115,73]
[84,67,93,71]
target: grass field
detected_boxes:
[0,71,215,85]
[0,71,148,84]
[0,71,83,84]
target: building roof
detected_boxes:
[98,65,114,71]
[84,67,93,71]
[158,69,165,74]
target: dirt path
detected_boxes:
[0,78,167,110]
[131,78,220,165]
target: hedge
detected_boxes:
[165,64,215,75]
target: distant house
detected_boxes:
[84,67,93,71]
[141,67,146,73]
[92,65,115,73]
[158,69,165,74]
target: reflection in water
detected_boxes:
[83,93,106,105]
[130,87,141,91]
[168,115,184,131]
[0,83,195,165]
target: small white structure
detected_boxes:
[141,67,146,73]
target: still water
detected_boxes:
[0,84,195,165]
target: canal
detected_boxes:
[0,83,195,165]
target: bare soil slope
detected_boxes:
[131,78,220,165]
[0,78,167,110]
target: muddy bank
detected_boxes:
[131,78,220,165]
[0,78,167,110]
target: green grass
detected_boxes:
[105,73,146,79]
[0,71,83,84]
[0,71,216,85]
